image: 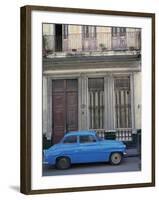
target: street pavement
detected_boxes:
[43,156,141,176]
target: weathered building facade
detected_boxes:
[42,24,141,145]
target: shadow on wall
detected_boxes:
[9,185,20,192]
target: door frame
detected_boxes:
[111,73,135,130]
[52,78,79,144]
[45,76,80,141]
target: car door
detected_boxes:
[62,135,80,163]
[78,135,104,163]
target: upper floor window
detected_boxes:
[120,27,126,36]
[92,26,97,38]
[84,26,89,38]
[112,27,118,37]
[112,27,126,37]
[83,26,96,39]
[63,24,68,39]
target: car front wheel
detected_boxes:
[110,152,122,165]
[56,157,71,169]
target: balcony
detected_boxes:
[43,31,141,58]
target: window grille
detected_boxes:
[88,78,104,129]
[63,24,68,39]
[83,26,96,39]
[114,77,132,128]
[112,27,126,37]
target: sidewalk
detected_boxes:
[126,148,139,157]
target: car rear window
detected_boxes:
[79,135,96,143]
[63,135,77,144]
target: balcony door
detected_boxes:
[55,24,62,51]
[52,79,78,144]
[82,26,97,51]
[112,27,127,50]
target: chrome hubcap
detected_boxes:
[111,153,121,164]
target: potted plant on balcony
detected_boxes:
[99,43,107,51]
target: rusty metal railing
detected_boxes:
[43,31,141,56]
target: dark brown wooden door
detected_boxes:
[52,79,78,144]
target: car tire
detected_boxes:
[56,157,71,170]
[110,152,122,165]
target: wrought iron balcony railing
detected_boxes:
[43,31,141,57]
[94,128,133,142]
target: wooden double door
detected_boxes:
[52,79,78,144]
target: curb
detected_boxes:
[126,154,139,157]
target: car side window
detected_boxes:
[63,135,77,144]
[79,135,97,143]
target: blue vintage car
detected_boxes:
[43,130,127,169]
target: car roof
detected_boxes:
[64,130,96,137]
